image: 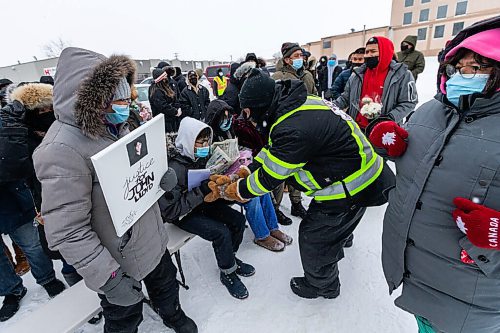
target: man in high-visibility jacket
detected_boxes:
[218,68,394,299]
[213,69,227,97]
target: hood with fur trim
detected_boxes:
[10,83,53,110]
[54,47,136,138]
[2,83,19,106]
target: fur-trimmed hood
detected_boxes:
[10,83,53,110]
[54,47,136,138]
[2,83,19,106]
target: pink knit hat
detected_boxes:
[445,28,500,62]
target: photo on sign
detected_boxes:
[126,133,148,166]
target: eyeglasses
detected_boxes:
[445,64,492,78]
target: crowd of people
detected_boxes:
[0,15,499,333]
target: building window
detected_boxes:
[403,12,412,25]
[434,25,445,38]
[453,22,465,36]
[417,27,427,40]
[421,0,430,3]
[456,1,467,15]
[323,40,331,49]
[419,8,430,22]
[437,5,447,19]
[405,0,414,7]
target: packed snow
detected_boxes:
[0,57,441,333]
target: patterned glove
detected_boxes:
[452,197,500,250]
[368,121,408,157]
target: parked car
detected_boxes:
[140,77,153,84]
[204,64,230,85]
[134,83,152,120]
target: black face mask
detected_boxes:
[351,62,364,68]
[401,44,410,52]
[365,56,379,69]
[189,78,198,86]
[26,111,56,132]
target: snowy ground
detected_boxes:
[1,57,440,333]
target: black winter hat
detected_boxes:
[40,75,54,85]
[152,68,166,80]
[245,53,257,62]
[157,61,170,69]
[281,42,302,58]
[0,78,12,87]
[239,68,275,109]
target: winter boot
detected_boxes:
[0,287,27,322]
[275,208,293,226]
[42,279,66,298]
[290,277,340,299]
[344,234,354,248]
[163,309,198,333]
[13,243,30,276]
[270,230,293,246]
[254,236,285,252]
[291,202,307,219]
[235,258,255,277]
[220,272,249,299]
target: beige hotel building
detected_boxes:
[303,0,500,60]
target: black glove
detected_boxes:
[324,89,332,100]
[160,167,178,192]
[100,268,144,306]
[199,179,212,196]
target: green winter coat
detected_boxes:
[397,35,425,81]
[273,59,318,95]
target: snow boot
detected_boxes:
[42,278,66,298]
[0,287,27,322]
[235,258,255,277]
[291,202,307,219]
[13,243,30,276]
[290,277,340,299]
[254,236,285,252]
[275,208,293,226]
[270,230,293,246]
[220,272,249,299]
[344,234,354,248]
[163,309,198,333]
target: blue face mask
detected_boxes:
[219,117,232,132]
[195,146,210,158]
[446,73,490,107]
[105,104,130,124]
[327,59,337,67]
[291,58,303,70]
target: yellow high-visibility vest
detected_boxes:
[214,76,227,96]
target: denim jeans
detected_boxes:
[0,222,56,296]
[242,193,279,240]
[174,201,245,273]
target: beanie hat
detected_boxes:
[157,61,170,69]
[245,53,257,62]
[0,78,13,87]
[112,77,131,101]
[40,75,54,85]
[153,68,168,83]
[281,42,302,59]
[239,68,276,109]
[366,37,378,45]
[445,27,500,62]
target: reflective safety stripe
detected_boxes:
[294,169,322,192]
[256,148,305,180]
[313,155,384,201]
[246,169,269,196]
[214,76,227,96]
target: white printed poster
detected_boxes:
[91,115,167,237]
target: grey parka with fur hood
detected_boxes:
[33,48,168,292]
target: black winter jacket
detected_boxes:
[239,79,393,210]
[220,80,241,115]
[179,85,210,121]
[149,83,181,132]
[175,74,187,93]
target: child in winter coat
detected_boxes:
[159,116,255,300]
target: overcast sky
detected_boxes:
[0,0,392,67]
